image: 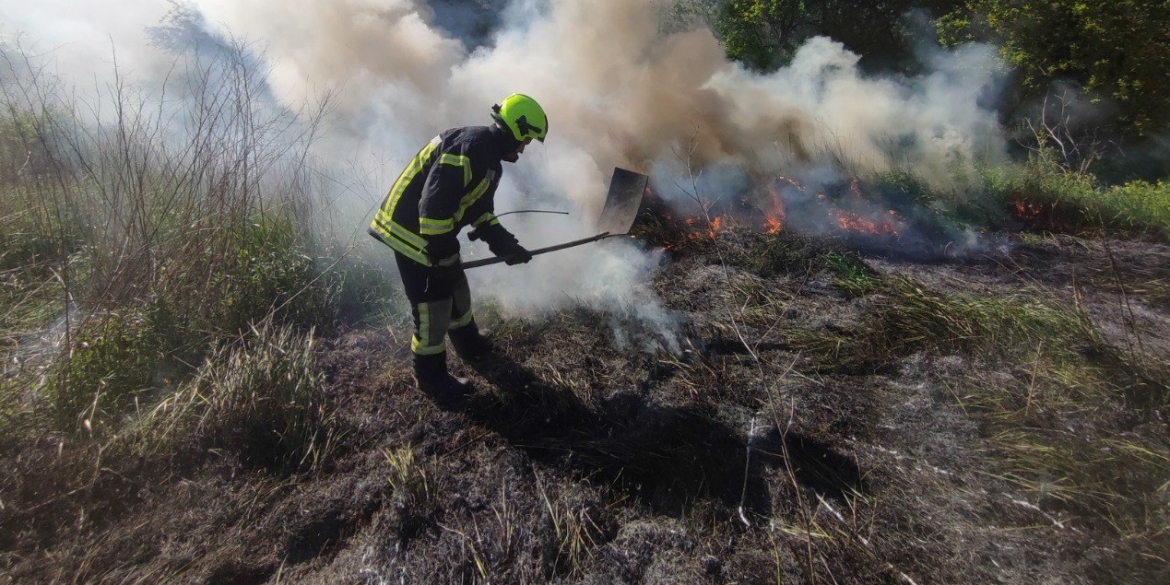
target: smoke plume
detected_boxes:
[1,0,1007,350]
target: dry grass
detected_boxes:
[119,319,334,473]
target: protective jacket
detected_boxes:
[370,125,522,267]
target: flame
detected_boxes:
[1015,200,1041,218]
[776,174,806,191]
[764,181,787,234]
[849,177,862,197]
[663,174,909,244]
[707,216,724,238]
[830,209,902,236]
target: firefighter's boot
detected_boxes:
[413,352,472,399]
[449,321,495,364]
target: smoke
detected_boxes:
[1,0,1008,351]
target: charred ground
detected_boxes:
[2,222,1169,584]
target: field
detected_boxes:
[2,204,1167,583]
[1,35,1168,583]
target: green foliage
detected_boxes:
[714,0,806,71]
[1098,180,1170,238]
[711,0,963,72]
[939,1,1170,134]
[219,217,335,335]
[50,311,160,432]
[824,251,883,297]
[0,107,61,184]
[328,252,403,325]
[981,158,1170,239]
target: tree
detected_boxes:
[939,1,1170,135]
[710,0,964,73]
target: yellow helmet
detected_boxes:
[491,93,548,143]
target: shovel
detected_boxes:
[461,167,648,269]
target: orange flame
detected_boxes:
[849,177,862,197]
[707,216,724,238]
[765,183,787,234]
[776,174,806,191]
[1015,200,1041,218]
[831,210,901,236]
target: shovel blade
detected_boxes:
[596,167,648,235]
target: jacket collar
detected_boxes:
[488,124,523,159]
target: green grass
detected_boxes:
[49,310,161,433]
[824,251,883,298]
[956,358,1170,575]
[876,281,1093,359]
[982,160,1170,240]
[217,217,337,335]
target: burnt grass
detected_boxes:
[3,225,1170,584]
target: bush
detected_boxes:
[218,217,336,335]
[49,311,160,433]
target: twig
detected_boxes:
[737,418,757,528]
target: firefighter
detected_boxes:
[369,93,547,396]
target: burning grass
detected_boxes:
[984,161,1170,240]
[3,43,1170,583]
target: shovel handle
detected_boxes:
[462,232,615,269]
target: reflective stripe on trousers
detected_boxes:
[399,254,475,356]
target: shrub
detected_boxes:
[218,217,335,335]
[49,311,159,433]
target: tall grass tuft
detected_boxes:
[0,39,359,436]
[794,276,1105,374]
[125,318,332,473]
[982,157,1170,240]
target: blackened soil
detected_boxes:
[2,230,1168,584]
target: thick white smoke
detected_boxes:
[1,0,1006,351]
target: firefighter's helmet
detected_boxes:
[491,94,548,143]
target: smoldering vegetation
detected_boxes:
[4,219,1167,584]
[2,1,1170,584]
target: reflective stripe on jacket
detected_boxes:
[370,126,510,266]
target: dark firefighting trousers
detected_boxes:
[394,252,490,390]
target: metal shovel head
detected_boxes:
[596,167,648,235]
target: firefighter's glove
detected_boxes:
[501,243,533,265]
[480,226,531,265]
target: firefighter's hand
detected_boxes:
[504,245,532,265]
